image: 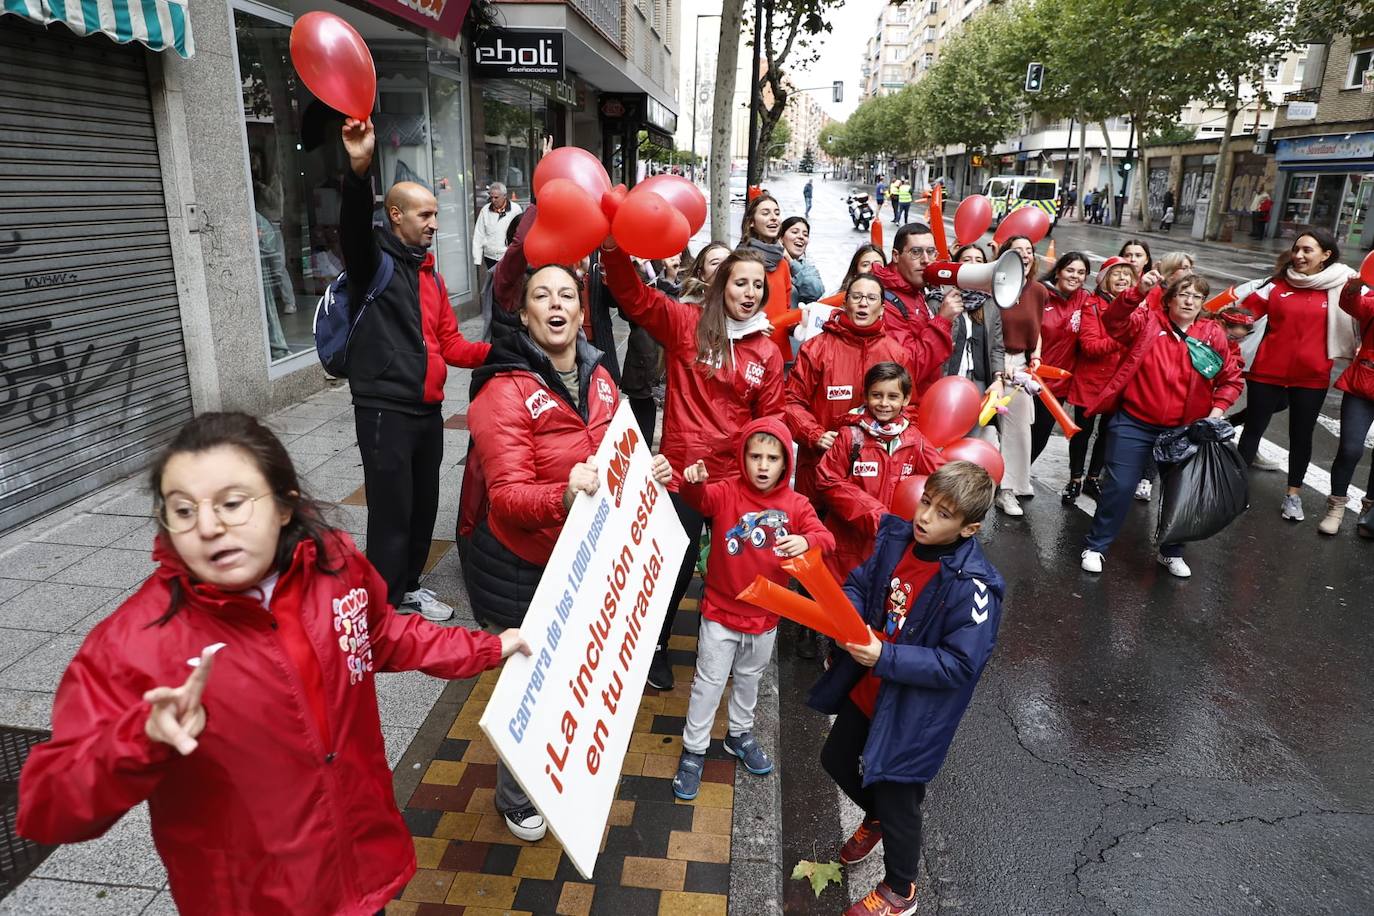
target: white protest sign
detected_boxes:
[479,400,687,878]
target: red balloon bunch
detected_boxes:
[890,475,929,521]
[916,376,983,448]
[941,438,1005,485]
[954,195,993,245]
[524,179,610,267]
[993,206,1051,245]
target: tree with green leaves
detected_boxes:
[799,147,816,173]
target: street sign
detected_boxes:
[1287,101,1318,120]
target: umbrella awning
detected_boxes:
[2,0,193,58]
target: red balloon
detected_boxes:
[533,147,611,202]
[916,376,983,448]
[1361,249,1374,286]
[601,184,628,224]
[941,438,1005,485]
[638,174,708,234]
[993,205,1051,245]
[522,179,609,267]
[954,195,993,245]
[890,475,929,521]
[290,13,376,120]
[612,190,690,259]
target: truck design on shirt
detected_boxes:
[724,509,790,555]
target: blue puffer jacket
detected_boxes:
[807,515,1005,785]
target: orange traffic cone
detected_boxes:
[1043,238,1057,267]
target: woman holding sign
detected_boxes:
[466,264,673,841]
[601,241,785,692]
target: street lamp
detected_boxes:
[690,13,722,183]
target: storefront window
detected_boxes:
[474,83,549,205]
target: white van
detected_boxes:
[982,176,1060,225]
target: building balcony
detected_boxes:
[1283,86,1320,103]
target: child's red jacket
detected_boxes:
[681,416,834,634]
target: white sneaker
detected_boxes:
[1080,549,1104,573]
[996,490,1024,516]
[504,805,547,841]
[1252,454,1284,472]
[401,587,454,622]
[1280,493,1304,522]
[1157,554,1192,578]
[1134,479,1152,501]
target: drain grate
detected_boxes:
[0,727,55,899]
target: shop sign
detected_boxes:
[473,30,565,80]
[1286,101,1317,120]
[1276,131,1374,164]
[358,0,471,40]
[512,77,581,109]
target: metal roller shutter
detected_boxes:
[0,20,194,534]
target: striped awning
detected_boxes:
[2,0,193,57]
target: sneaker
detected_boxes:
[1281,493,1304,522]
[1157,554,1192,578]
[646,648,674,691]
[723,732,773,775]
[843,881,918,916]
[1080,549,1104,574]
[401,588,453,622]
[503,805,546,841]
[672,750,706,800]
[839,817,883,865]
[996,490,1023,516]
[1061,479,1082,505]
[1134,478,1152,501]
[1082,477,1102,500]
[1252,454,1284,472]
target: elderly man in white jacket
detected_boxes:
[471,182,522,269]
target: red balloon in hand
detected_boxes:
[994,206,1051,245]
[523,179,609,267]
[890,475,930,521]
[533,148,611,202]
[290,12,377,120]
[942,438,1005,485]
[916,376,983,448]
[613,190,690,259]
[954,195,993,245]
[637,175,708,235]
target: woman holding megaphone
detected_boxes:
[937,244,1007,444]
[994,235,1051,516]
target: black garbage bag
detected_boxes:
[1153,417,1236,465]
[1155,436,1249,544]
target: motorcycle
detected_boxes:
[846,193,873,232]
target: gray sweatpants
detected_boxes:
[682,618,777,754]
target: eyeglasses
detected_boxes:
[847,293,882,305]
[903,247,939,259]
[158,493,273,534]
[1174,292,1205,303]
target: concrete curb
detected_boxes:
[728,652,785,915]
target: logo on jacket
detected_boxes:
[596,377,615,405]
[333,588,374,684]
[724,509,789,555]
[827,385,853,400]
[605,425,642,508]
[525,388,558,420]
[901,463,913,476]
[744,361,765,387]
[971,579,990,624]
[1070,309,1081,333]
[852,460,879,477]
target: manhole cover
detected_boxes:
[0,727,55,899]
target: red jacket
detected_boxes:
[784,312,917,497]
[814,414,945,580]
[1240,279,1335,389]
[681,417,834,634]
[467,336,620,566]
[1336,282,1374,401]
[1088,286,1244,425]
[18,532,502,916]
[869,263,954,395]
[1039,283,1085,398]
[763,256,795,356]
[1069,292,1129,409]
[602,245,784,490]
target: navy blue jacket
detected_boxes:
[808,515,1005,785]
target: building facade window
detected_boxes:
[1347,47,1374,89]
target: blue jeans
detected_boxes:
[1084,412,1183,558]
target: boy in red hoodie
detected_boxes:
[672,417,835,799]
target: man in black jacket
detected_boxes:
[340,117,490,621]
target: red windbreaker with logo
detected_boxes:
[601,245,784,490]
[785,312,919,497]
[814,413,945,580]
[18,532,502,916]
[1038,283,1085,399]
[1336,282,1374,401]
[1069,293,1130,409]
[868,263,954,396]
[681,416,834,634]
[1240,279,1336,389]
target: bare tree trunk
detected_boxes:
[1075,116,1086,221]
[1100,119,1115,216]
[709,0,746,242]
[1206,81,1242,241]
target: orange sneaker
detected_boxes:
[839,817,882,865]
[843,881,917,916]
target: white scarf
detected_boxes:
[697,312,772,369]
[1283,263,1359,359]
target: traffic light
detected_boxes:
[1117,161,1133,179]
[1025,62,1044,93]
[833,81,844,103]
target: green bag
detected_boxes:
[1184,336,1223,379]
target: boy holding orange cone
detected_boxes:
[808,461,1004,916]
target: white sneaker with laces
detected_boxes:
[1157,554,1192,578]
[1134,479,1152,501]
[503,805,547,841]
[1080,550,1104,573]
[1280,493,1305,522]
[1252,454,1284,472]
[996,490,1024,516]
[402,588,454,622]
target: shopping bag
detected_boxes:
[1155,438,1249,544]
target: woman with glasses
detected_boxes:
[994,235,1051,517]
[1080,272,1243,579]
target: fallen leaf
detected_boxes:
[792,858,843,897]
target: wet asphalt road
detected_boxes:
[750,172,1374,914]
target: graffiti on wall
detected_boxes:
[0,320,140,430]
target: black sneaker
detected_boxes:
[647,648,674,691]
[1082,477,1102,500]
[1060,479,1082,505]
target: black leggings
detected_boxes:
[1237,381,1328,489]
[1029,397,1055,463]
[1068,406,1110,480]
[1331,392,1374,497]
[629,396,657,447]
[659,491,705,651]
[820,701,926,893]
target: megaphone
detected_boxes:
[921,249,1026,309]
